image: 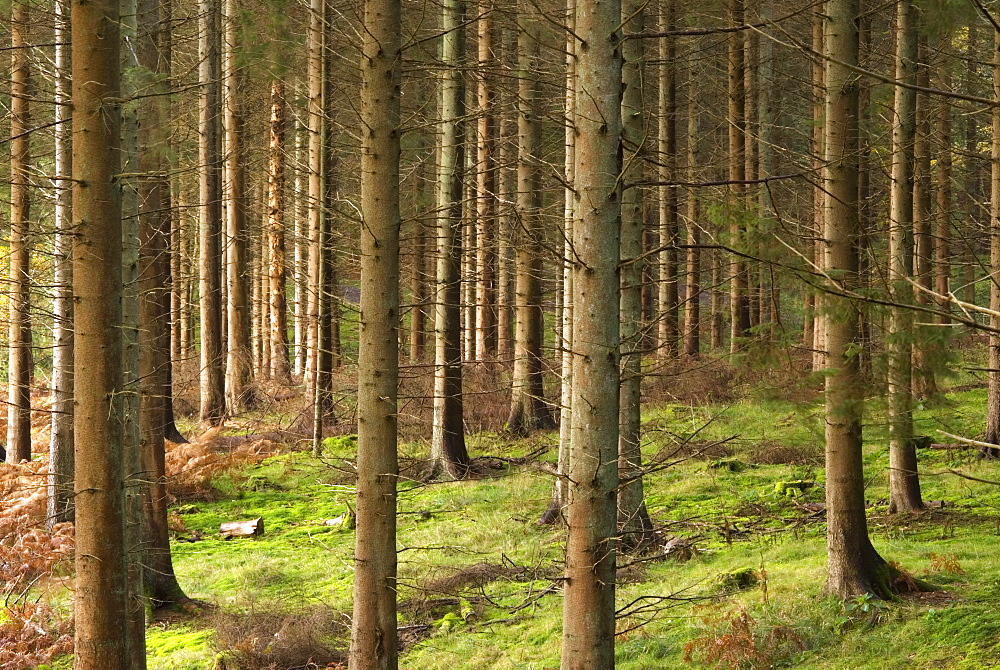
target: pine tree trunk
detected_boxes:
[985,29,1000,454]
[430,0,470,479]
[507,21,553,435]
[823,0,890,597]
[618,0,652,547]
[199,0,225,423]
[269,80,292,384]
[72,0,132,660]
[561,0,621,662]
[886,0,923,514]
[496,20,517,365]
[349,0,401,658]
[7,0,32,464]
[224,0,255,411]
[475,0,497,361]
[48,0,73,523]
[684,47,701,357]
[657,6,679,359]
[727,0,749,353]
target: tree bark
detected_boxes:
[48,0,73,523]
[823,0,890,597]
[986,28,1000,455]
[886,0,923,514]
[349,0,401,656]
[657,6,679,359]
[224,0,255,412]
[618,0,653,548]
[683,42,701,358]
[72,0,132,660]
[430,0,471,479]
[199,0,225,424]
[507,21,553,435]
[7,0,32,465]
[268,80,292,384]
[561,0,621,663]
[727,0,750,352]
[475,0,497,361]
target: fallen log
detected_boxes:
[220,517,264,539]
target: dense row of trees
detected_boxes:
[3,0,1000,664]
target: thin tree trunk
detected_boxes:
[269,80,292,384]
[507,21,553,435]
[886,0,923,514]
[619,0,653,547]
[985,28,1000,455]
[199,0,225,423]
[684,44,701,357]
[430,0,471,479]
[7,0,32,464]
[727,0,749,352]
[541,0,576,526]
[496,20,517,365]
[224,0,254,412]
[475,0,497,361]
[823,0,890,597]
[48,0,73,523]
[657,6,679,359]
[810,9,825,371]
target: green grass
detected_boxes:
[141,353,1000,670]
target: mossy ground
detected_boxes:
[142,352,1000,670]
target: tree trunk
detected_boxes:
[475,0,497,362]
[507,21,553,435]
[7,0,32,464]
[348,0,401,659]
[657,6,679,359]
[561,0,621,663]
[912,41,937,398]
[224,0,254,412]
[684,45,701,358]
[199,0,225,424]
[72,0,132,660]
[269,80,292,384]
[618,0,653,548]
[430,0,471,479]
[541,0,577,526]
[48,0,73,524]
[496,21,517,365]
[810,9,825,371]
[823,0,890,597]
[727,0,749,353]
[934,76,952,327]
[985,28,1000,455]
[886,0,923,514]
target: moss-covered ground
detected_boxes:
[145,353,1000,670]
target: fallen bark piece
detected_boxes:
[219,517,264,538]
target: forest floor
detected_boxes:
[10,339,1000,669]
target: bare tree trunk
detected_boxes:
[618,0,653,547]
[561,0,621,662]
[7,0,32,464]
[912,41,937,398]
[507,21,553,435]
[48,0,73,523]
[269,80,292,384]
[934,73,952,327]
[199,0,225,423]
[985,28,1000,455]
[541,0,576,526]
[475,0,497,361]
[657,5,679,359]
[727,0,749,353]
[684,40,702,358]
[823,0,890,597]
[72,0,131,660]
[810,9,825,371]
[348,0,401,658]
[496,20,517,365]
[430,0,471,479]
[224,0,254,412]
[886,0,923,514]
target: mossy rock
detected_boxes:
[708,458,746,473]
[773,480,814,497]
[718,567,759,592]
[242,474,282,492]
